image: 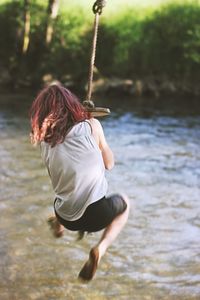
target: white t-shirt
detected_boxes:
[40,121,108,221]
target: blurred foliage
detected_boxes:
[0,0,199,89]
[98,2,200,82]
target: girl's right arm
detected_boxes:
[89,118,114,170]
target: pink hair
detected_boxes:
[30,84,90,147]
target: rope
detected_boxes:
[84,0,106,109]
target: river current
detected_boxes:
[0,94,200,300]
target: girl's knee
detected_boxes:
[121,194,130,210]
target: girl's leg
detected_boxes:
[96,194,130,258]
[78,195,130,281]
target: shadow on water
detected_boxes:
[0,93,200,300]
[94,94,200,118]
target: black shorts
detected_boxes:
[54,194,127,233]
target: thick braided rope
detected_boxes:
[85,0,106,105]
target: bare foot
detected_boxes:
[78,247,100,281]
[47,215,64,238]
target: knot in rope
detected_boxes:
[93,0,106,15]
[83,100,95,109]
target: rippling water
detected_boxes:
[0,94,200,300]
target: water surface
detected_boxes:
[0,94,200,300]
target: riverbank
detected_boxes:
[0,72,199,101]
[90,77,200,99]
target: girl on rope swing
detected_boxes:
[30,83,130,281]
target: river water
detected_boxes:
[0,94,200,300]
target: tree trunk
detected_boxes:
[46,0,60,45]
[22,0,31,54]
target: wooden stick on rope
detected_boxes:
[83,0,110,117]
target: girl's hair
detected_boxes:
[30,83,90,147]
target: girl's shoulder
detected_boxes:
[87,118,103,132]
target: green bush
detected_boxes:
[97,10,144,77]
[139,2,200,79]
[98,2,200,81]
[0,2,23,67]
[0,1,47,86]
[45,8,91,83]
[0,0,199,89]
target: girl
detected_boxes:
[30,83,129,281]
